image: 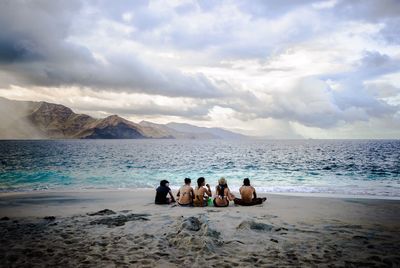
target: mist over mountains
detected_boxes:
[0,97,248,140]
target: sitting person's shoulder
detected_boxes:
[160,185,170,192]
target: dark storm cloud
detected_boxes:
[0,0,80,63]
[3,51,223,98]
[357,51,400,77]
[0,0,224,98]
[0,37,43,63]
[320,51,400,82]
[379,18,400,44]
[216,76,398,128]
[235,0,320,18]
[333,0,400,21]
[333,0,400,44]
[77,102,213,119]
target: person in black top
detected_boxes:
[155,180,176,204]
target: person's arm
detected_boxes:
[169,191,176,202]
[176,189,180,199]
[252,186,257,199]
[205,184,212,197]
[190,187,195,202]
[227,189,235,201]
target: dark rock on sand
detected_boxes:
[352,235,367,240]
[166,216,222,253]
[87,209,116,216]
[1,217,10,221]
[181,217,220,239]
[237,220,274,232]
[120,210,131,213]
[182,217,202,231]
[367,255,382,262]
[270,238,279,243]
[44,216,56,221]
[90,213,150,227]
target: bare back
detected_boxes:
[239,186,255,203]
[214,187,228,206]
[178,185,193,205]
[193,187,206,207]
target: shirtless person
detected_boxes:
[193,177,212,207]
[176,178,194,206]
[234,178,266,206]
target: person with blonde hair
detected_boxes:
[213,177,235,207]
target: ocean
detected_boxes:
[0,139,399,198]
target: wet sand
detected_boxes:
[0,190,399,267]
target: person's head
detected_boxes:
[217,177,227,196]
[160,180,169,187]
[218,177,226,186]
[243,178,250,186]
[184,178,191,185]
[197,177,205,187]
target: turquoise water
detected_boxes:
[0,140,399,198]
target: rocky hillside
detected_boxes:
[0,97,248,140]
[138,121,218,139]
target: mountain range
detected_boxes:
[0,97,248,140]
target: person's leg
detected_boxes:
[234,197,266,206]
[234,198,246,206]
[213,199,218,207]
[250,197,267,205]
[155,199,170,205]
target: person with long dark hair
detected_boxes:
[155,180,176,205]
[213,177,235,207]
[193,177,211,207]
[234,178,266,206]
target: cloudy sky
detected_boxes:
[0,0,399,138]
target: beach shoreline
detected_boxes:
[1,187,399,200]
[1,190,399,267]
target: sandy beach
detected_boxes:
[0,190,399,267]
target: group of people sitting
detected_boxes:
[155,177,267,207]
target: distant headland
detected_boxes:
[0,97,248,140]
